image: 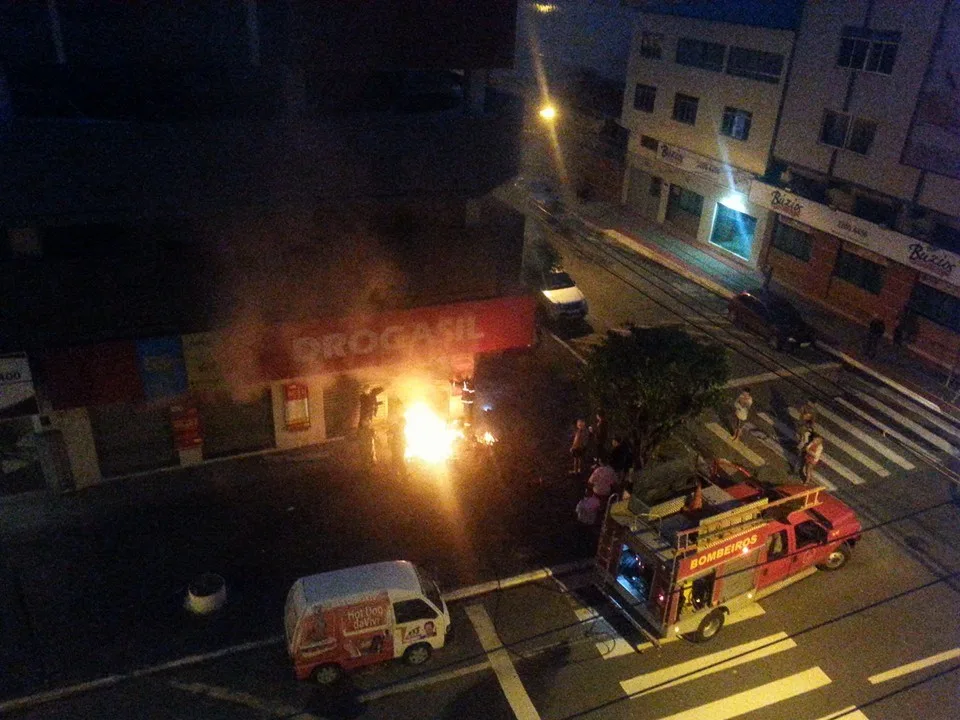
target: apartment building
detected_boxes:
[757,0,960,369]
[0,1,527,491]
[619,12,797,267]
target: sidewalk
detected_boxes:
[568,198,960,420]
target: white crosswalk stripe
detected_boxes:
[755,412,866,485]
[813,707,871,720]
[707,422,765,466]
[815,405,915,470]
[647,667,832,720]
[788,407,889,477]
[836,397,938,459]
[621,633,795,697]
[724,362,842,389]
[871,385,960,440]
[853,392,959,455]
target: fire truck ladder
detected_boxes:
[675,485,825,553]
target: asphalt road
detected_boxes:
[4,195,960,718]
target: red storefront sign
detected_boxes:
[257,295,536,381]
[170,404,202,450]
[283,382,311,431]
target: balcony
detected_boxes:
[0,90,523,224]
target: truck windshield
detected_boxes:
[543,272,575,290]
[415,565,443,610]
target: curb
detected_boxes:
[0,559,595,714]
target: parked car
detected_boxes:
[537,270,588,323]
[727,290,815,350]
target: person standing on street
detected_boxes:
[799,400,816,427]
[387,403,407,479]
[732,388,753,442]
[587,460,617,501]
[801,433,824,483]
[865,317,885,358]
[591,409,609,466]
[569,419,588,474]
[609,437,634,492]
[794,419,814,474]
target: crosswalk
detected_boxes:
[702,379,960,489]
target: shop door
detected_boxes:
[627,168,661,221]
[198,389,274,459]
[665,185,703,237]
[323,376,362,439]
[710,204,757,260]
[89,403,178,478]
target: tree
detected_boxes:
[580,325,729,467]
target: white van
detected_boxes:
[284,560,451,684]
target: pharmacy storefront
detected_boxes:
[623,140,767,266]
[36,296,536,489]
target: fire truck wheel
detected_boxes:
[694,609,726,643]
[404,643,433,666]
[312,663,344,685]
[818,544,851,571]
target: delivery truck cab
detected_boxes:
[284,560,451,685]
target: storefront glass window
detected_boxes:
[909,283,960,333]
[771,219,812,262]
[832,248,885,294]
[709,203,757,260]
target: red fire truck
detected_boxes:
[595,453,862,644]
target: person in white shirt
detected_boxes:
[576,492,602,526]
[732,388,753,442]
[801,433,824,483]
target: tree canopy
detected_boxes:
[580,324,729,466]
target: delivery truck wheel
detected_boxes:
[693,609,725,643]
[818,544,851,571]
[403,643,432,666]
[312,663,344,685]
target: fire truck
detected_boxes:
[595,450,862,644]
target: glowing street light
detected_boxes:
[538,104,557,121]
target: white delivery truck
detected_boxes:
[284,560,451,684]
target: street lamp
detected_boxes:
[538,103,557,121]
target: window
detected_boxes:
[633,83,656,113]
[710,204,757,260]
[771,219,812,262]
[649,177,662,197]
[909,283,960,333]
[820,111,877,155]
[794,520,826,549]
[640,32,663,59]
[676,38,726,72]
[726,47,785,83]
[721,107,752,141]
[640,134,659,151]
[768,531,788,560]
[673,93,699,125]
[837,26,900,74]
[833,247,886,294]
[393,599,438,624]
[672,187,703,216]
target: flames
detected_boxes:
[404,403,463,464]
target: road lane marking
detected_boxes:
[835,397,932,459]
[465,604,542,720]
[621,632,795,697]
[358,661,492,702]
[867,647,960,684]
[551,575,634,660]
[168,681,301,716]
[813,707,871,720]
[755,412,865,485]
[815,406,915,470]
[788,407,889,477]
[724,362,842,389]
[546,330,587,364]
[649,667,832,720]
[707,422,765,465]
[872,385,960,440]
[634,604,766,652]
[853,392,959,455]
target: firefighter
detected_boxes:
[460,377,476,427]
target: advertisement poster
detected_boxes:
[0,354,38,419]
[283,383,311,431]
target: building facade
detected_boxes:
[619,13,796,267]
[0,1,528,491]
[758,0,960,371]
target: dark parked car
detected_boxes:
[727,290,815,350]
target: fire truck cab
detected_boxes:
[595,452,862,644]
